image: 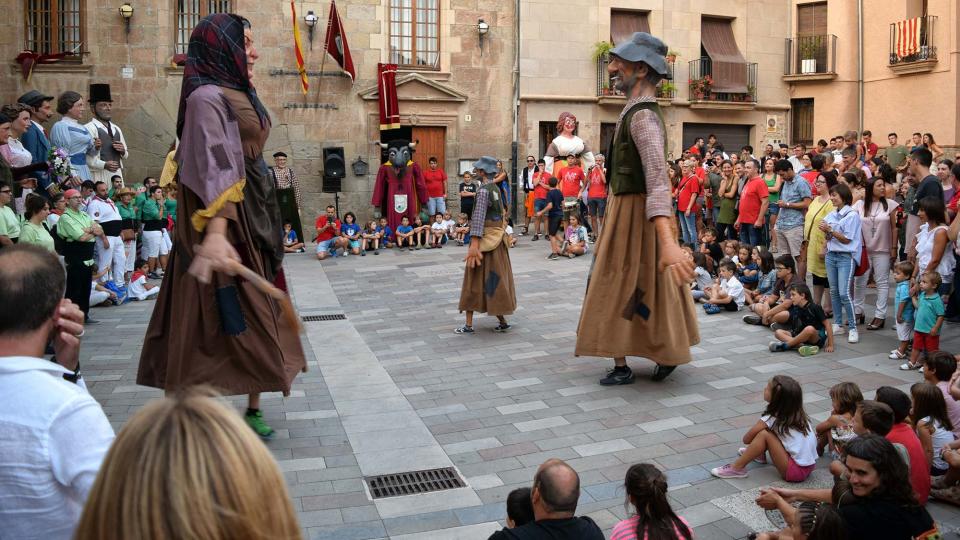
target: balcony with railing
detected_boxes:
[596,54,676,105]
[687,57,757,109]
[889,15,937,74]
[783,34,837,81]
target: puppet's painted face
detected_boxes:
[388,146,411,166]
[94,101,112,121]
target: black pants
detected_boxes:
[65,256,93,317]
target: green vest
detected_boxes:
[482,182,504,222]
[608,100,666,196]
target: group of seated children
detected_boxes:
[395,212,472,251]
[693,229,780,316]
[89,259,160,308]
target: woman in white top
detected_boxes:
[1,104,38,214]
[914,195,954,296]
[852,177,899,330]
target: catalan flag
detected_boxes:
[290,2,309,94]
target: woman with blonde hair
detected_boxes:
[75,387,302,540]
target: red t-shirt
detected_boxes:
[315,216,341,242]
[886,423,931,505]
[800,170,819,191]
[423,168,447,198]
[558,166,585,198]
[737,176,770,225]
[861,142,879,160]
[587,167,607,199]
[676,175,701,213]
[533,172,550,199]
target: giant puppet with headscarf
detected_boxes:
[370,139,428,231]
[138,13,306,438]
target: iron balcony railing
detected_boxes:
[889,15,937,64]
[784,34,837,76]
[688,57,757,103]
[597,53,675,99]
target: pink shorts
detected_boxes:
[785,456,815,482]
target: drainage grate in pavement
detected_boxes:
[301,314,347,322]
[365,467,466,499]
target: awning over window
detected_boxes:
[701,17,748,93]
[610,10,650,45]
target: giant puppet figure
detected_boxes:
[371,139,428,231]
[543,112,596,176]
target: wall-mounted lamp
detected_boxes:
[118,3,134,36]
[304,10,319,50]
[477,18,489,56]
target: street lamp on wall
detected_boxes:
[478,18,489,56]
[118,3,134,37]
[304,10,319,50]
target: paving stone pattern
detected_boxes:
[80,240,960,539]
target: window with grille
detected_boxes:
[791,98,815,147]
[176,0,233,54]
[24,0,85,57]
[389,0,440,69]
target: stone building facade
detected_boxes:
[2,0,517,225]
[519,0,793,165]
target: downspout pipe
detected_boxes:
[511,0,520,222]
[857,0,864,135]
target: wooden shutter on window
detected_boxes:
[797,2,828,35]
[610,10,650,45]
[700,17,748,93]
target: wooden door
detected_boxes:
[411,126,446,176]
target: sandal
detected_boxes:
[867,318,885,330]
[900,361,922,370]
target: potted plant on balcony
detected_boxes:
[657,81,676,99]
[666,49,679,63]
[799,36,820,74]
[592,41,613,63]
[600,83,611,96]
[689,75,712,100]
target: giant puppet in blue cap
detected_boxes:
[574,32,699,385]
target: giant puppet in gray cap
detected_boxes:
[574,32,699,384]
[84,83,129,185]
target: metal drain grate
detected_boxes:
[301,314,347,322]
[365,467,466,499]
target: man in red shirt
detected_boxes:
[860,130,879,161]
[556,154,585,225]
[736,159,769,246]
[876,386,930,504]
[423,156,448,216]
[314,204,347,260]
[530,158,550,240]
[585,154,607,240]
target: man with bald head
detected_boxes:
[487,459,603,539]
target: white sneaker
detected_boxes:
[847,328,859,344]
[832,323,845,335]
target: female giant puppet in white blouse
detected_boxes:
[543,112,596,176]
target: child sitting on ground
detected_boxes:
[723,239,741,266]
[429,213,446,248]
[395,216,415,250]
[360,220,380,256]
[562,214,588,258]
[128,259,160,301]
[505,487,534,529]
[901,271,946,370]
[442,212,456,240]
[703,260,745,314]
[611,463,692,540]
[691,252,712,302]
[376,217,394,248]
[828,400,900,478]
[453,213,470,245]
[889,261,915,360]
[925,351,960,438]
[910,382,954,476]
[743,255,803,327]
[738,244,760,290]
[90,264,118,307]
[412,215,429,249]
[505,218,518,247]
[711,375,817,482]
[745,249,776,306]
[752,496,847,540]
[340,212,362,256]
[699,227,724,273]
[769,283,834,356]
[815,381,862,459]
[282,220,305,253]
[875,386,931,504]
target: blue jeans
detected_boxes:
[826,250,857,329]
[427,197,446,216]
[679,212,698,246]
[739,223,761,246]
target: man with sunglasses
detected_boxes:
[520,155,539,235]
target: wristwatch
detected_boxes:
[51,356,81,384]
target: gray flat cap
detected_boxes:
[17,89,54,109]
[609,32,669,76]
[473,156,499,175]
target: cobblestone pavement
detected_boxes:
[80,238,960,539]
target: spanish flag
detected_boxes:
[290,2,309,94]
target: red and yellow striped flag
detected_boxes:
[290,2,309,94]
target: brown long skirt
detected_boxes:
[575,193,699,365]
[137,186,306,396]
[459,238,516,316]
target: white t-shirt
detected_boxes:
[128,274,153,300]
[761,415,818,466]
[442,219,456,235]
[431,222,446,232]
[920,416,953,470]
[720,276,745,309]
[694,266,712,290]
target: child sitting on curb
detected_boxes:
[768,283,834,356]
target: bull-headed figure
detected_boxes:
[370,139,428,231]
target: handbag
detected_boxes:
[853,236,870,276]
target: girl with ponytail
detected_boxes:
[611,463,692,540]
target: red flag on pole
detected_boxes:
[324,0,356,81]
[377,63,400,130]
[290,2,309,94]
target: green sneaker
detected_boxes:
[798,345,820,357]
[244,410,275,440]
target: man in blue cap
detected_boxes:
[575,32,699,384]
